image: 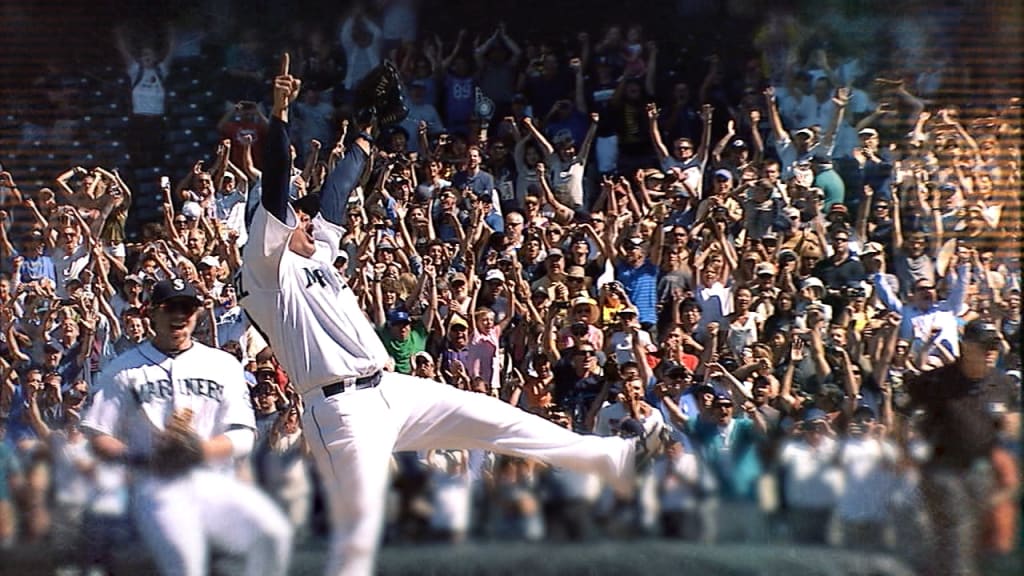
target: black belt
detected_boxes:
[322,371,383,398]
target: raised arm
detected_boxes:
[520,116,555,157]
[578,113,599,162]
[764,87,789,144]
[264,53,302,222]
[647,103,670,162]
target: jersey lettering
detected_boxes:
[132,378,225,404]
[303,267,328,289]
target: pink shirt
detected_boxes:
[466,327,501,386]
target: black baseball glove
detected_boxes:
[150,410,204,477]
[353,60,409,127]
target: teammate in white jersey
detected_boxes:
[82,279,292,576]
[240,55,666,576]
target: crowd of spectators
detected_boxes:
[0,2,1020,574]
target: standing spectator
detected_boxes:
[115,26,175,167]
[339,5,383,92]
[777,408,839,545]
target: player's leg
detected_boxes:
[195,469,293,576]
[382,373,638,492]
[131,476,207,576]
[301,387,399,576]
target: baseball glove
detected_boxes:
[353,60,409,127]
[150,409,204,478]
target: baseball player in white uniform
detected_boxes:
[239,55,666,576]
[81,279,292,576]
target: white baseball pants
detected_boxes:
[132,469,293,576]
[301,372,637,576]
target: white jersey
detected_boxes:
[81,341,255,461]
[239,205,388,394]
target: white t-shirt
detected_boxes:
[594,402,664,438]
[82,340,255,469]
[128,62,169,116]
[778,437,841,509]
[837,437,898,522]
[546,153,586,208]
[240,205,389,394]
[52,243,92,298]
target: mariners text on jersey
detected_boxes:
[132,378,225,404]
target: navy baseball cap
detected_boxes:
[963,319,1000,348]
[387,309,411,325]
[803,407,829,423]
[291,192,322,218]
[150,279,202,306]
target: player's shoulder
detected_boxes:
[100,343,156,377]
[186,341,244,368]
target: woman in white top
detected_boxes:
[725,286,763,360]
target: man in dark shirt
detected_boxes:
[812,226,865,296]
[552,344,606,433]
[907,320,1018,576]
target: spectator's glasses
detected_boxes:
[575,350,596,358]
[546,228,563,236]
[831,236,849,245]
[174,217,187,225]
[525,200,539,207]
[676,144,693,151]
[566,277,584,284]
[874,204,889,211]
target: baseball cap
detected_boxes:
[778,248,798,263]
[857,128,879,138]
[963,319,1000,348]
[730,139,748,149]
[150,279,202,306]
[625,237,645,249]
[862,242,884,256]
[27,228,45,242]
[617,305,639,317]
[386,309,411,325]
[412,351,434,366]
[755,262,776,277]
[448,314,470,330]
[546,247,564,259]
[255,360,277,374]
[713,392,734,406]
[181,201,202,220]
[829,204,849,216]
[450,272,467,286]
[291,192,322,217]
[475,190,494,203]
[484,269,505,283]
[663,362,691,378]
[794,128,814,140]
[198,255,221,269]
[803,407,829,423]
[802,277,825,292]
[714,169,733,181]
[566,266,586,279]
[124,274,143,286]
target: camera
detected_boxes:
[570,322,588,337]
[553,301,570,310]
